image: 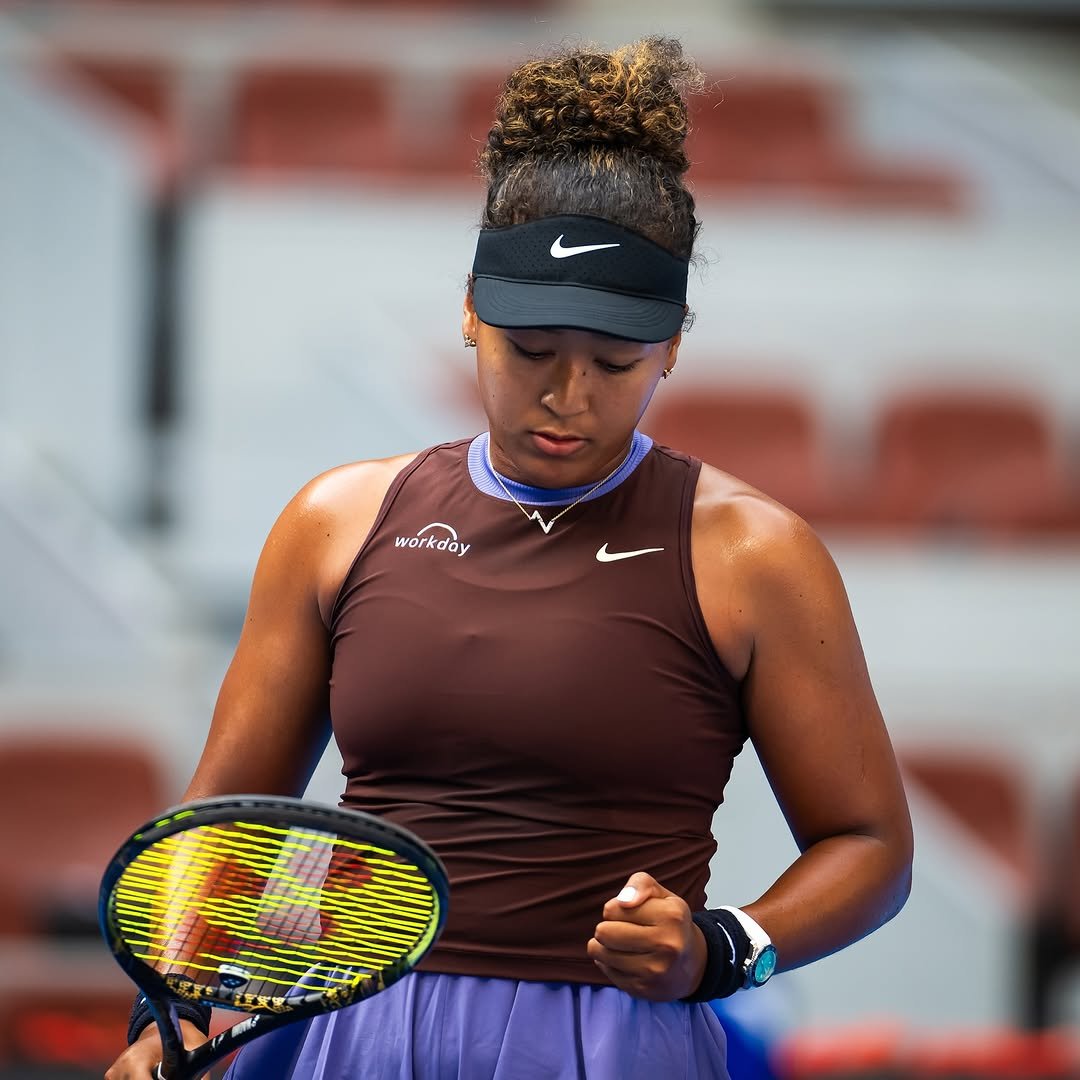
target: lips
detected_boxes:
[530,431,587,456]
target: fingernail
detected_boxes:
[616,886,637,903]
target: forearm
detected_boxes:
[738,830,912,973]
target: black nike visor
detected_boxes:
[471,215,690,344]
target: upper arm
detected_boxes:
[183,457,409,800]
[742,516,910,855]
[698,491,911,858]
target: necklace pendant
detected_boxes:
[529,510,556,534]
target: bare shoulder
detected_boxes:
[691,463,843,679]
[267,452,420,624]
[297,452,419,526]
[694,463,834,573]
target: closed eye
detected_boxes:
[598,359,642,375]
[506,337,643,374]
[508,340,552,362]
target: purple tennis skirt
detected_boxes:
[222,971,729,1079]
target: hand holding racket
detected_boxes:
[99,795,448,1080]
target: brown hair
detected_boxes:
[480,37,704,263]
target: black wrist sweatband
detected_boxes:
[127,992,213,1045]
[681,908,751,1003]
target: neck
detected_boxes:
[467,431,653,508]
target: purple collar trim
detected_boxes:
[467,430,652,506]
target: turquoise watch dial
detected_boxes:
[750,944,778,986]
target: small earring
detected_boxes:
[463,335,477,348]
[661,368,671,379]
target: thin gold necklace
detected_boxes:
[487,446,630,535]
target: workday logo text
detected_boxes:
[394,522,471,558]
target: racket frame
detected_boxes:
[99,794,448,1080]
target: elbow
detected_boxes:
[897,807,915,900]
[880,819,915,926]
[898,823,914,906]
[890,857,913,923]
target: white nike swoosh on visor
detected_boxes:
[550,236,621,259]
[596,543,665,563]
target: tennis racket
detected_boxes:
[99,794,449,1080]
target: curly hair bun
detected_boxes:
[483,37,704,180]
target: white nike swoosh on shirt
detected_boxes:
[596,543,665,563]
[550,236,621,259]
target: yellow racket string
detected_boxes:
[109,820,439,1003]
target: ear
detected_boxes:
[462,291,478,343]
[664,332,682,376]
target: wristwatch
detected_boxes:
[718,906,778,989]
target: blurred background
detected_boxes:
[1,0,1079,1075]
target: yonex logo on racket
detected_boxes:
[394,521,472,558]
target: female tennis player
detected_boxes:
[107,36,912,1080]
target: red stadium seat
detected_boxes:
[640,384,834,523]
[806,153,967,214]
[425,64,957,208]
[773,1022,905,1078]
[50,55,187,193]
[863,388,1077,537]
[687,68,843,188]
[71,0,263,4]
[366,67,503,183]
[776,1024,1080,1079]
[61,56,172,127]
[306,0,552,8]
[903,1028,1079,1078]
[0,983,134,1070]
[0,730,171,938]
[428,68,505,179]
[898,745,1040,903]
[0,967,237,1073]
[687,68,965,211]
[223,65,401,179]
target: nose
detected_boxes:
[540,359,589,418]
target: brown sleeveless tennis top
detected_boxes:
[329,436,746,985]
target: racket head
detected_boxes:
[99,795,449,1020]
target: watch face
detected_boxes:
[751,945,778,986]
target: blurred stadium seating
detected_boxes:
[47,52,187,195]
[862,388,1079,538]
[47,38,968,207]
[687,68,967,212]
[775,1024,1080,1078]
[0,730,176,1076]
[0,982,139,1075]
[898,745,1041,905]
[0,968,236,1077]
[224,63,401,179]
[642,381,1080,539]
[641,383,835,522]
[0,730,171,937]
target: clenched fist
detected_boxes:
[587,871,707,1001]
